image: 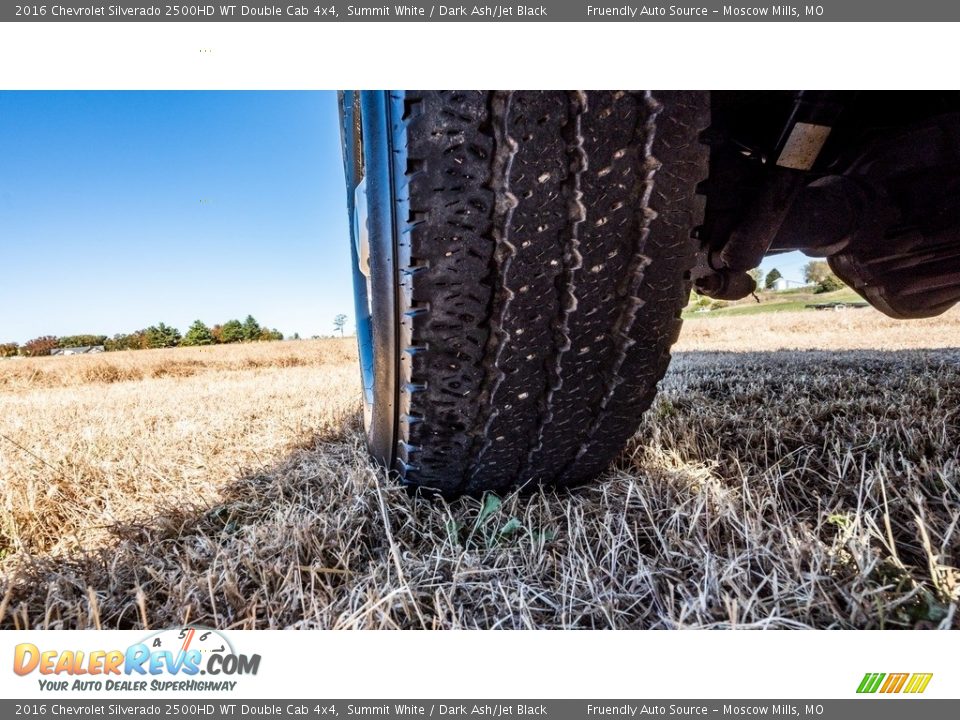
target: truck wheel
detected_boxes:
[340,90,708,496]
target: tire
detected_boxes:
[341,90,709,497]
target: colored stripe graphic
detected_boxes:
[904,673,933,694]
[857,672,932,694]
[859,673,885,694]
[881,673,908,693]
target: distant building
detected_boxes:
[56,345,105,356]
[771,278,805,291]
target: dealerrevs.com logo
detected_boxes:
[14,626,260,692]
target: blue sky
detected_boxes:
[0,91,353,343]
[0,91,811,344]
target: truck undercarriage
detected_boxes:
[694,91,960,318]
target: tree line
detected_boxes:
[1,315,285,357]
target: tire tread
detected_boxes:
[391,90,709,496]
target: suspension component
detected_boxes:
[695,92,846,300]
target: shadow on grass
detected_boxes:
[2,349,958,630]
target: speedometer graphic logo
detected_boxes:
[141,626,236,661]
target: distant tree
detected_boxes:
[0,342,19,358]
[818,274,845,292]
[105,330,149,351]
[181,320,215,346]
[242,315,262,342]
[803,260,830,285]
[748,268,764,291]
[764,268,783,289]
[22,335,59,357]
[292,332,301,341]
[220,319,244,344]
[58,335,107,349]
[803,260,845,293]
[258,328,284,342]
[333,314,348,337]
[145,322,181,349]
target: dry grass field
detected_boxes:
[1,308,958,629]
